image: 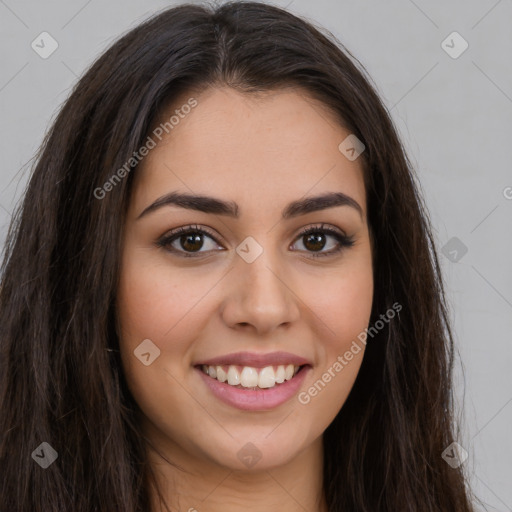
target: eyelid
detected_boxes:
[294,222,347,239]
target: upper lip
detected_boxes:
[195,351,311,368]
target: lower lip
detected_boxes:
[196,366,310,411]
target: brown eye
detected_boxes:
[156,225,224,257]
[179,233,204,252]
[291,225,355,258]
[302,232,327,252]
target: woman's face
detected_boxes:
[117,86,374,471]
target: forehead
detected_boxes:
[131,86,367,221]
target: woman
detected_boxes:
[0,2,475,510]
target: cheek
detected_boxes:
[115,253,208,424]
[305,254,374,351]
[296,255,373,417]
[297,277,370,431]
[116,251,217,349]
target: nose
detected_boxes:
[220,250,300,336]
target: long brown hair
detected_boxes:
[0,2,475,510]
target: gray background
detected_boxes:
[1,0,511,509]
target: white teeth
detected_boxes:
[201,363,302,389]
[227,365,240,386]
[240,367,259,387]
[284,364,295,380]
[258,366,275,388]
[216,366,227,382]
[275,365,286,384]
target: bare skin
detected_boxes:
[116,86,374,512]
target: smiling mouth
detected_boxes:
[197,364,307,390]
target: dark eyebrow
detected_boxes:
[136,191,363,220]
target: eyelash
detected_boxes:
[156,223,355,259]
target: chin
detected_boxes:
[198,423,316,472]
